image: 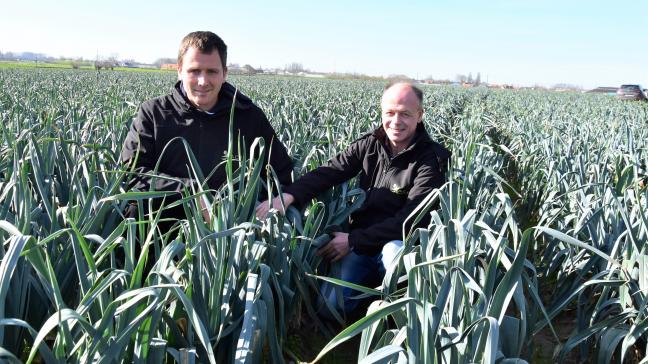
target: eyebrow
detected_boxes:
[187,66,221,72]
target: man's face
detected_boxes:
[381,84,423,151]
[177,46,227,111]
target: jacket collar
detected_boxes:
[172,81,254,114]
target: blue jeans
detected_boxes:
[318,240,403,319]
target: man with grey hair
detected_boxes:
[257,82,450,318]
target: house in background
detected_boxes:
[160,64,177,71]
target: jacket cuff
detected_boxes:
[348,230,370,256]
[347,233,356,252]
[282,185,305,206]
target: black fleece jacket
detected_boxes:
[283,123,450,256]
[121,81,293,209]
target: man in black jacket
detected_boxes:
[121,31,292,227]
[256,82,450,317]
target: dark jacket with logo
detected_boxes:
[121,81,293,218]
[283,123,450,256]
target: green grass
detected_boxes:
[0,60,176,73]
[0,60,84,69]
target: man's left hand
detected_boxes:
[317,232,351,262]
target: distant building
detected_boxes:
[303,73,325,78]
[131,63,157,69]
[160,63,177,70]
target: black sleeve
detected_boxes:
[348,157,444,255]
[283,138,366,206]
[120,104,193,193]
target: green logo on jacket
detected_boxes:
[390,183,407,195]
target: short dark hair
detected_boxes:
[178,31,227,69]
[384,81,423,109]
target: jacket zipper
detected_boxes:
[377,148,396,188]
[378,146,414,188]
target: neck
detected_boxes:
[390,142,406,155]
[196,100,217,112]
[389,134,415,154]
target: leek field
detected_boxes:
[0,68,647,363]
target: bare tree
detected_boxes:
[387,74,414,83]
[94,60,115,70]
[284,62,304,73]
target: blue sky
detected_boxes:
[1,0,646,88]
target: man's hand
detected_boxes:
[255,193,295,219]
[317,232,351,262]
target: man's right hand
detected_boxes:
[255,193,295,219]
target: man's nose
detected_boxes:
[197,72,207,85]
